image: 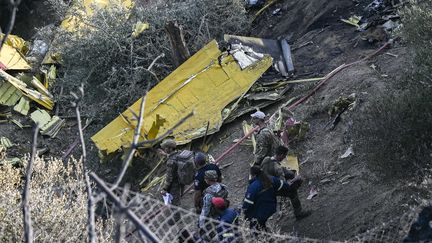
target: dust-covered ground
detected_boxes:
[0,0,425,241]
[185,0,421,241]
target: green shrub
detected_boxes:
[354,0,432,178]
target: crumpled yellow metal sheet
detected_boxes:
[0,34,29,55]
[281,155,300,173]
[92,40,272,153]
[0,44,31,70]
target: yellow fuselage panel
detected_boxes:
[91,40,272,153]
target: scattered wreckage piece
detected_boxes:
[0,137,13,149]
[341,15,362,28]
[224,34,295,76]
[92,40,272,154]
[0,69,54,110]
[0,44,31,70]
[0,34,30,55]
[251,0,279,21]
[30,109,65,138]
[13,97,30,116]
[0,81,23,106]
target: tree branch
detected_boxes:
[71,85,96,243]
[136,111,194,147]
[89,172,160,243]
[0,0,21,52]
[111,95,147,190]
[22,124,38,243]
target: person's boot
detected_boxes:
[295,210,312,220]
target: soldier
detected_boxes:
[159,139,183,222]
[194,152,222,213]
[251,111,281,166]
[261,146,311,220]
[199,170,228,229]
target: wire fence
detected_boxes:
[0,157,420,243]
[90,172,321,243]
[89,172,419,243]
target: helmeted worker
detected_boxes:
[194,152,222,213]
[251,111,281,166]
[242,166,286,231]
[199,170,228,228]
[210,197,239,242]
[261,145,311,220]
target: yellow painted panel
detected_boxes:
[281,155,300,173]
[92,40,272,153]
[0,44,31,70]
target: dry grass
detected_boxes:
[0,157,115,242]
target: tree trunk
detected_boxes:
[165,21,190,67]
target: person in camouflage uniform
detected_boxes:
[159,139,183,223]
[261,146,311,220]
[251,111,281,166]
[199,170,228,228]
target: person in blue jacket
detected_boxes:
[194,152,222,213]
[404,206,432,242]
[210,197,239,242]
[242,166,286,231]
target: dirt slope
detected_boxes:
[182,0,418,241]
[0,0,420,241]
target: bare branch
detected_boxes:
[147,53,165,71]
[0,0,21,52]
[22,124,39,243]
[111,95,147,189]
[72,85,96,243]
[89,172,160,243]
[61,119,93,161]
[136,111,194,147]
[114,183,130,243]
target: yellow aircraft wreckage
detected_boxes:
[92,40,273,153]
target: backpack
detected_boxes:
[176,150,196,185]
[215,185,229,199]
[205,183,229,199]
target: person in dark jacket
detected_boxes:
[242,166,286,231]
[404,206,432,242]
[210,197,239,242]
[194,152,222,213]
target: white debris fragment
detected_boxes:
[340,145,354,159]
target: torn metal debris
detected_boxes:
[30,109,65,138]
[13,97,30,116]
[341,15,362,28]
[224,34,295,76]
[0,137,13,149]
[0,81,22,106]
[0,44,31,70]
[0,69,54,110]
[92,40,273,153]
